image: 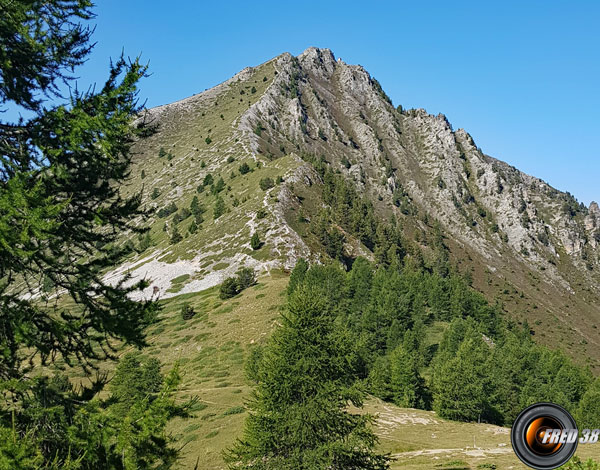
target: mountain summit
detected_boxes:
[116,47,600,366]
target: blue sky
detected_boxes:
[12,1,600,205]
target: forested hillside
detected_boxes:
[2,2,600,470]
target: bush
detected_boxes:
[173,208,191,225]
[205,137,212,145]
[259,177,274,191]
[203,174,214,187]
[250,86,256,94]
[181,303,196,320]
[157,202,178,218]
[236,267,257,290]
[250,232,261,250]
[211,177,226,195]
[239,162,251,175]
[151,188,160,199]
[158,147,167,158]
[219,277,240,299]
[227,156,235,163]
[170,226,182,244]
[213,196,226,219]
[256,208,267,219]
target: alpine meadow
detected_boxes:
[1,2,600,470]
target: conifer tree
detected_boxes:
[226,285,389,470]
[0,2,184,466]
[250,232,261,250]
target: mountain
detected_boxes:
[111,47,600,369]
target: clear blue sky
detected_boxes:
[15,1,600,205]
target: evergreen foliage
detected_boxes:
[226,285,390,470]
[0,1,189,466]
[250,232,261,250]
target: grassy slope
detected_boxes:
[134,272,600,470]
[94,53,600,468]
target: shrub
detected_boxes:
[173,208,192,225]
[151,188,160,199]
[250,232,261,250]
[259,177,274,191]
[211,177,226,195]
[158,147,167,158]
[170,226,182,244]
[181,303,196,320]
[250,86,256,94]
[213,196,226,219]
[219,277,240,299]
[236,267,257,290]
[141,169,146,179]
[205,137,212,145]
[256,208,267,219]
[239,162,250,175]
[157,202,178,218]
[203,174,214,186]
[227,156,235,163]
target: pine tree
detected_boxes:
[225,285,389,470]
[0,2,185,466]
[214,196,226,219]
[578,379,600,430]
[170,226,183,244]
[250,232,261,250]
[432,335,491,422]
[388,344,422,408]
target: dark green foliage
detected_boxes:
[110,353,163,413]
[203,173,214,186]
[275,257,596,429]
[188,220,199,234]
[253,122,264,136]
[170,226,183,244]
[158,201,178,218]
[159,147,167,158]
[256,208,267,219]
[219,277,240,299]
[0,1,191,464]
[250,232,261,250]
[239,162,251,174]
[288,259,309,296]
[151,187,160,199]
[219,268,256,300]
[226,285,390,470]
[137,232,152,252]
[250,86,256,94]
[227,155,235,163]
[236,267,257,290]
[180,303,196,320]
[211,176,226,195]
[141,169,146,179]
[205,136,212,145]
[172,207,191,224]
[259,177,275,191]
[245,345,264,384]
[214,196,226,219]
